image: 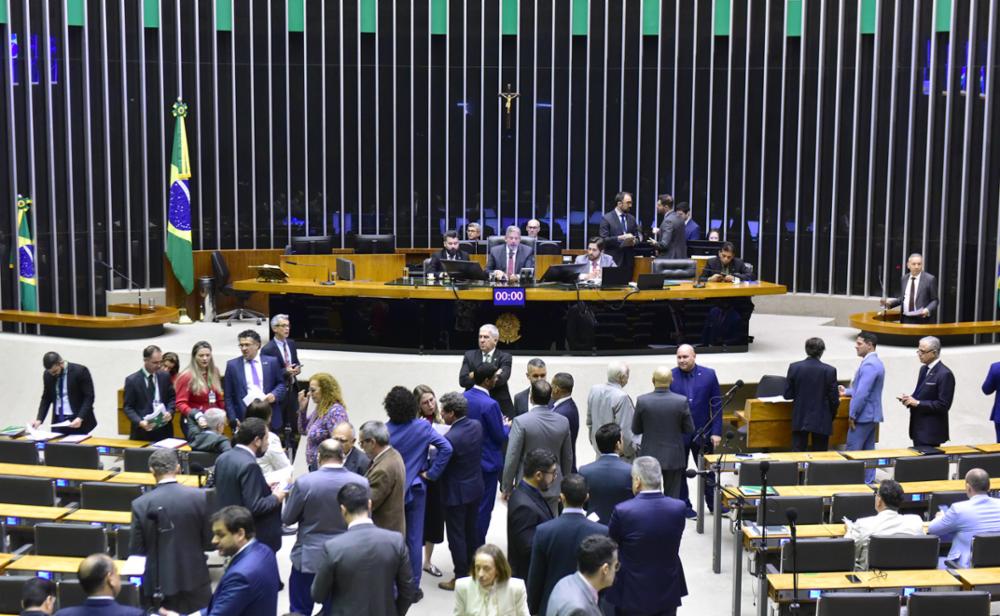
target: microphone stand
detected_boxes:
[711,431,735,573]
[692,383,741,534]
[788,512,801,615]
[95,257,146,309]
[149,507,165,611]
[755,460,770,616]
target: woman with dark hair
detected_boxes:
[414,384,445,578]
[454,544,528,615]
[161,351,181,383]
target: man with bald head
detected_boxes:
[524,219,542,239]
[671,345,723,517]
[54,554,143,615]
[332,421,370,475]
[587,362,637,460]
[632,368,694,498]
[929,468,1000,568]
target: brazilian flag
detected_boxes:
[166,99,194,294]
[14,195,37,311]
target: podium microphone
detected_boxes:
[786,507,801,614]
[723,380,745,398]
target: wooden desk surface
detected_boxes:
[850,310,1000,336]
[705,451,847,466]
[973,443,1000,453]
[6,554,127,575]
[840,448,920,461]
[0,504,71,521]
[939,445,980,455]
[742,523,844,547]
[0,463,115,482]
[779,484,875,498]
[107,472,201,487]
[64,509,132,525]
[0,553,13,571]
[954,567,1000,589]
[83,437,156,450]
[768,568,961,596]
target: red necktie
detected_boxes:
[507,250,515,277]
[281,342,290,364]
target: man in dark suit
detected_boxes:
[598,191,639,276]
[545,536,619,616]
[223,330,287,430]
[699,241,753,282]
[260,313,302,451]
[606,457,688,616]
[513,358,547,417]
[459,323,515,417]
[676,202,701,242]
[486,226,535,281]
[632,367,694,499]
[898,336,955,451]
[428,230,472,273]
[34,351,97,435]
[212,418,287,552]
[527,474,608,615]
[578,424,634,524]
[19,577,56,616]
[128,449,212,613]
[282,439,369,616]
[311,482,416,616]
[881,253,939,324]
[122,345,176,442]
[464,364,510,545]
[550,372,580,472]
[437,392,485,591]
[360,420,408,535]
[159,506,279,616]
[507,448,558,579]
[53,555,143,616]
[785,337,841,452]
[332,421,371,475]
[648,194,687,260]
[503,380,574,516]
[983,361,1000,442]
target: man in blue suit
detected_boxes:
[438,392,485,591]
[53,554,143,616]
[982,361,1000,442]
[676,202,701,242]
[223,330,287,430]
[898,336,955,451]
[671,345,722,517]
[260,313,302,449]
[464,364,509,545]
[578,424,634,524]
[606,457,687,616]
[785,337,840,452]
[527,474,608,615]
[840,332,885,483]
[928,468,1000,568]
[551,373,580,472]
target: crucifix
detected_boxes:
[499,83,519,130]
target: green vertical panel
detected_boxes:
[143,0,160,28]
[642,0,660,36]
[288,0,304,32]
[785,0,802,37]
[431,0,447,35]
[860,0,877,34]
[360,0,376,34]
[501,0,518,36]
[714,0,731,36]
[66,0,85,27]
[216,0,232,32]
[0,0,6,24]
[935,0,952,32]
[571,0,589,36]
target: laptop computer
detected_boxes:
[600,266,631,288]
[441,259,490,281]
[636,273,681,290]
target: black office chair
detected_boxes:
[44,443,101,470]
[925,490,967,520]
[738,460,799,486]
[0,439,40,464]
[123,447,156,472]
[117,582,142,607]
[830,492,877,522]
[34,523,108,557]
[754,375,788,398]
[57,580,141,608]
[907,591,990,615]
[805,461,866,485]
[115,526,133,559]
[957,453,1000,479]
[970,533,1000,567]
[762,496,825,525]
[649,258,697,280]
[486,235,537,251]
[867,534,939,570]
[893,455,949,483]
[817,592,901,616]
[0,475,56,506]
[780,538,855,573]
[210,250,264,324]
[80,482,144,512]
[0,576,33,613]
[187,450,220,473]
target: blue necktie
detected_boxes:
[915,365,929,394]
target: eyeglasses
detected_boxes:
[916,348,933,355]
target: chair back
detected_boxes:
[44,443,101,470]
[487,235,535,251]
[957,453,1000,479]
[0,475,56,506]
[0,439,40,464]
[739,460,798,487]
[817,592,901,616]
[925,490,967,520]
[34,523,108,557]
[762,496,825,525]
[805,461,866,486]
[970,533,1000,567]
[893,455,949,483]
[211,251,232,287]
[780,538,855,573]
[867,534,939,570]
[650,258,696,279]
[123,447,156,472]
[80,482,144,512]
[830,492,877,522]
[907,591,990,616]
[0,576,33,613]
[56,580,87,609]
[754,375,788,398]
[187,450,220,473]
[115,526,132,559]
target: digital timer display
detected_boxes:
[493,287,526,307]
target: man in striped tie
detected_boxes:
[487,226,535,282]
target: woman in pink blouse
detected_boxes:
[297,372,350,471]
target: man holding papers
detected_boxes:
[223,329,287,430]
[123,345,176,442]
[34,351,97,435]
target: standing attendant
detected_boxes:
[982,361,1000,442]
[460,324,515,417]
[898,336,954,452]
[840,332,885,483]
[598,192,639,276]
[174,341,225,435]
[881,253,939,324]
[632,368,694,499]
[123,345,176,442]
[297,373,350,471]
[677,202,701,242]
[550,373,580,472]
[261,313,302,451]
[222,330,287,429]
[785,337,840,452]
[464,364,510,545]
[648,194,687,259]
[670,345,722,517]
[34,351,96,435]
[513,358,547,418]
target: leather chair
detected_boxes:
[867,534,939,570]
[957,453,1000,479]
[649,258,696,280]
[487,235,536,251]
[907,591,990,615]
[0,439,40,464]
[755,375,788,398]
[43,443,101,470]
[830,492,877,522]
[805,461,866,485]
[817,593,900,616]
[894,455,949,482]
[761,496,825,525]
[211,250,264,324]
[780,538,855,573]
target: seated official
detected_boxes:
[34,351,97,435]
[545,535,619,616]
[466,222,482,241]
[574,237,617,283]
[187,408,232,454]
[699,241,753,282]
[429,230,471,273]
[122,345,176,442]
[20,576,56,616]
[928,468,1000,568]
[487,226,535,281]
[454,544,529,616]
[525,219,543,239]
[880,252,938,324]
[843,479,925,570]
[53,554,143,616]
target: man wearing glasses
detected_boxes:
[897,336,954,452]
[332,421,371,476]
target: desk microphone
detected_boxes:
[723,380,745,398]
[685,468,712,478]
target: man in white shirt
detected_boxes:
[881,253,939,324]
[844,479,925,569]
[928,468,1000,568]
[574,237,617,283]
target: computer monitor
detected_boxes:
[441,259,489,281]
[534,240,562,255]
[335,257,356,281]
[290,235,333,255]
[354,234,396,254]
[687,240,725,257]
[539,263,588,284]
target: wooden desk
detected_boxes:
[938,444,980,456]
[0,304,178,339]
[5,555,130,580]
[107,472,201,487]
[841,448,921,467]
[850,309,1000,337]
[973,443,1000,453]
[738,398,854,450]
[954,567,1000,592]
[64,509,132,526]
[704,451,846,472]
[0,463,115,485]
[279,254,406,283]
[741,522,844,549]
[767,569,961,602]
[0,553,13,572]
[0,504,71,523]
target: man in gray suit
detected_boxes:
[647,194,687,259]
[587,361,637,460]
[311,482,415,616]
[881,253,939,324]
[502,379,574,515]
[545,535,619,616]
[283,439,370,616]
[486,225,536,281]
[632,367,695,498]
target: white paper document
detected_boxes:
[153,438,188,449]
[758,395,791,403]
[56,434,92,444]
[242,391,265,406]
[120,555,147,576]
[25,428,62,441]
[50,419,77,428]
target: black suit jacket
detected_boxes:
[459,348,515,417]
[578,454,633,524]
[440,417,485,507]
[632,388,694,470]
[36,362,96,434]
[888,272,939,322]
[909,361,955,446]
[526,512,608,614]
[513,388,530,417]
[785,357,840,436]
[129,481,212,600]
[260,337,300,427]
[213,447,283,551]
[507,480,554,578]
[552,399,580,472]
[343,447,371,476]
[123,370,176,441]
[599,209,639,274]
[486,244,535,275]
[428,248,471,273]
[700,255,753,281]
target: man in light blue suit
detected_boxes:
[928,468,1000,568]
[223,330,287,430]
[545,535,619,616]
[464,363,510,544]
[840,332,884,483]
